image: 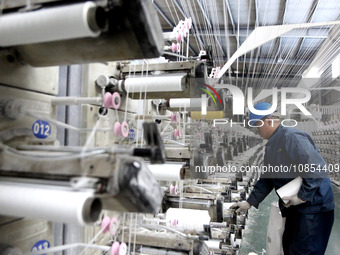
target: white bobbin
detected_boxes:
[171,112,180,122]
[111,241,120,255]
[114,122,122,136]
[171,42,181,53]
[173,129,178,139]
[121,121,129,138]
[119,242,127,255]
[176,32,183,42]
[109,217,119,236]
[174,129,182,139]
[171,219,178,226]
[175,184,178,194]
[185,17,192,29]
[214,67,220,79]
[104,92,113,109]
[111,92,121,110]
[101,216,111,234]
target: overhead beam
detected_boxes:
[196,0,227,57]
[192,28,329,39]
[153,2,175,27]
[296,0,321,57]
[213,57,312,66]
[172,0,205,49]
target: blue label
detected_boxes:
[31,240,50,255]
[32,120,51,139]
[129,129,135,140]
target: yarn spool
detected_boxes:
[104,92,113,109]
[174,129,182,139]
[111,92,121,110]
[171,42,180,53]
[169,184,178,195]
[104,92,121,110]
[170,112,180,122]
[121,121,129,138]
[119,242,127,255]
[166,208,211,232]
[111,242,120,255]
[109,217,119,236]
[101,216,111,233]
[113,122,121,136]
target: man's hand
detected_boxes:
[230,201,251,213]
[282,194,306,208]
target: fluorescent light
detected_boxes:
[302,67,321,78]
[332,55,340,79]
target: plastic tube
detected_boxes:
[51,97,102,105]
[1,144,106,161]
[124,73,186,93]
[0,183,101,225]
[26,243,110,255]
[0,2,102,47]
[147,163,185,181]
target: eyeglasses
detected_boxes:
[253,117,267,134]
[253,125,261,134]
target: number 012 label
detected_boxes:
[31,240,50,254]
[32,120,51,139]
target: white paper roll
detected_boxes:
[0,2,100,47]
[169,98,191,108]
[147,163,184,181]
[169,98,201,108]
[204,240,221,250]
[124,73,186,93]
[276,176,302,203]
[0,183,101,225]
[166,208,210,232]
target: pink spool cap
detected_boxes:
[176,43,181,53]
[111,241,120,255]
[119,242,127,255]
[185,17,192,29]
[121,121,129,138]
[175,129,182,139]
[170,184,175,194]
[111,92,121,110]
[101,216,111,233]
[109,217,119,236]
[176,32,183,42]
[214,67,220,79]
[174,184,179,194]
[172,42,177,53]
[171,112,180,122]
[181,27,188,37]
[171,219,178,226]
[104,92,113,109]
[173,129,178,139]
[114,122,122,136]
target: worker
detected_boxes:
[231,102,334,255]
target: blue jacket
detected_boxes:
[247,125,334,216]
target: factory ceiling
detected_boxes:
[153,0,340,93]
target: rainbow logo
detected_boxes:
[198,83,223,107]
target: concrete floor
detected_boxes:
[239,185,340,255]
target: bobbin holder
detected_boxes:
[133,122,166,163]
[105,155,162,213]
[0,146,162,215]
[2,0,164,67]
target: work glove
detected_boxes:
[282,194,306,208]
[230,201,251,213]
